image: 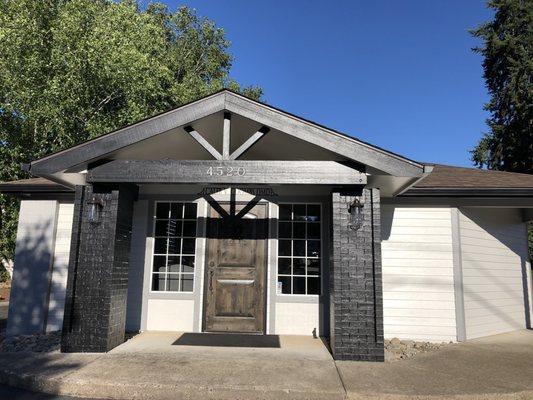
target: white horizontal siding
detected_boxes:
[46,202,74,332]
[381,206,457,342]
[126,200,148,332]
[8,200,58,335]
[460,208,529,339]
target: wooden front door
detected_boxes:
[204,202,267,333]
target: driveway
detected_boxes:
[0,330,532,399]
[337,330,533,399]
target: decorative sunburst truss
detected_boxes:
[183,112,270,161]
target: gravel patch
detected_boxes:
[385,337,452,362]
[0,331,61,353]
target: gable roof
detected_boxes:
[402,164,533,197]
[28,89,425,179]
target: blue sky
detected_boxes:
[165,0,492,167]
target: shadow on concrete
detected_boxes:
[173,332,281,348]
[0,352,91,398]
[0,383,104,400]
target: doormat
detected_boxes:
[172,333,281,348]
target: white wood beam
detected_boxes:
[230,127,270,160]
[222,112,231,159]
[184,126,222,160]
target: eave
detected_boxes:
[400,187,533,197]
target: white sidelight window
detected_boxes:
[277,203,321,295]
[152,202,198,292]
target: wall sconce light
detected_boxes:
[87,194,106,224]
[348,197,364,231]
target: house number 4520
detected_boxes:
[206,166,246,176]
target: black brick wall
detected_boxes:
[61,184,137,352]
[330,188,384,361]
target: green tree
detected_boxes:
[0,0,261,262]
[470,0,532,173]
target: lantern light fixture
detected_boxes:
[348,197,364,231]
[87,194,106,224]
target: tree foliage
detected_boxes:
[470,0,532,173]
[0,0,261,262]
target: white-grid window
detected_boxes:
[277,203,321,295]
[152,202,197,292]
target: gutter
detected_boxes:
[400,187,533,197]
[392,164,434,197]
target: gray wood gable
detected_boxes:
[28,90,424,180]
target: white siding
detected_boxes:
[381,206,457,342]
[46,202,74,332]
[459,208,529,339]
[8,200,58,335]
[126,200,148,331]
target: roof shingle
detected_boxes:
[414,165,533,189]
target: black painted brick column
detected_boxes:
[61,184,137,353]
[330,188,384,361]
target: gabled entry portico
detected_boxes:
[22,90,428,361]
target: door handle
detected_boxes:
[209,269,214,292]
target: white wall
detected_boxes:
[8,200,58,335]
[125,200,149,332]
[274,301,320,335]
[459,208,530,339]
[146,299,195,331]
[381,206,457,342]
[46,202,74,332]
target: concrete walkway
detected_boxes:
[0,330,532,399]
[0,332,345,400]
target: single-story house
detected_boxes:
[1,90,532,361]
